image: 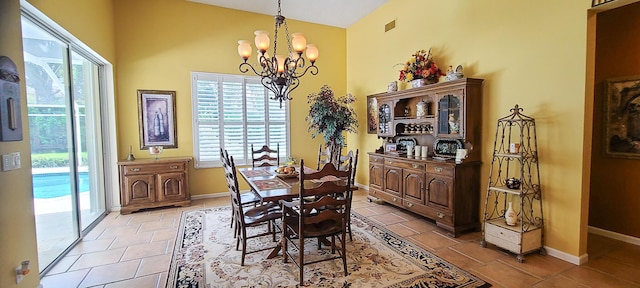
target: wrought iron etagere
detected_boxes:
[480,104,545,262]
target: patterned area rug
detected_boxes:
[167,207,490,288]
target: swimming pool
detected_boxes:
[32,172,89,199]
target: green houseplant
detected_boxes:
[306,85,358,166]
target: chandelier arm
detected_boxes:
[293,65,319,78]
[239,62,263,77]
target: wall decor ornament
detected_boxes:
[604,75,640,158]
[0,56,23,141]
[138,90,177,149]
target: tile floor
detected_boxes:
[40,189,640,288]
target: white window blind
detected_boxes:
[191,72,289,168]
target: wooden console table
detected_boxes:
[117,157,191,214]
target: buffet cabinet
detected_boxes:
[118,157,191,214]
[367,78,484,237]
[368,153,480,237]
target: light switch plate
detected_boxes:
[2,152,20,171]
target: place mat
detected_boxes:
[251,177,291,190]
[241,169,272,178]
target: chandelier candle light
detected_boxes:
[237,0,319,108]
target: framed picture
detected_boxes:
[138,90,177,149]
[604,76,640,158]
[367,95,378,134]
[385,143,397,153]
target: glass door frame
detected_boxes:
[21,2,119,275]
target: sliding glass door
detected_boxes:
[22,15,107,273]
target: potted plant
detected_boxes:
[306,85,358,166]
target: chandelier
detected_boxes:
[237,0,319,108]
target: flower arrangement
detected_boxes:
[306,85,358,165]
[398,49,444,83]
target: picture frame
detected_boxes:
[138,90,177,149]
[385,143,397,153]
[367,95,378,134]
[604,76,640,158]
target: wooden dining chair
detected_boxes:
[280,159,352,285]
[338,149,358,185]
[221,149,282,266]
[220,148,261,234]
[316,144,333,170]
[337,149,358,240]
[251,143,279,167]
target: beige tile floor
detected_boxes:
[40,189,640,288]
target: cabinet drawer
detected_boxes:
[426,164,454,177]
[122,162,186,175]
[369,155,385,164]
[385,159,425,171]
[374,190,402,205]
[485,221,542,254]
[425,207,453,225]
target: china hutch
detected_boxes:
[368,78,483,237]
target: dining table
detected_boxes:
[237,165,348,259]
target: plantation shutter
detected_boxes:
[191,72,290,168]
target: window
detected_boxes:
[191,72,289,168]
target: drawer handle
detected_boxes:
[170,165,179,169]
[435,167,443,172]
[392,197,397,202]
[388,161,393,164]
[371,190,376,194]
[407,202,413,207]
[131,168,140,172]
[437,212,445,218]
[413,164,420,169]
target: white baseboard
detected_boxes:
[356,183,368,190]
[191,192,227,200]
[589,226,640,246]
[543,245,588,265]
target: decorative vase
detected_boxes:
[505,202,517,226]
[411,78,427,88]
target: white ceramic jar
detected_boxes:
[416,100,427,118]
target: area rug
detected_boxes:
[167,206,490,288]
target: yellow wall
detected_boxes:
[113,0,346,195]
[0,2,40,287]
[347,0,591,257]
[27,0,116,62]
